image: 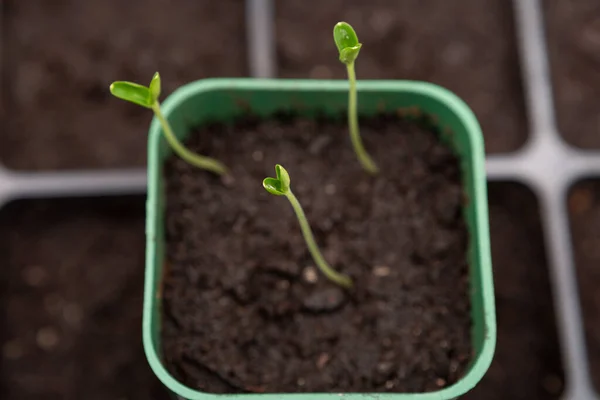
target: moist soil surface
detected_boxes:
[276,0,527,154]
[568,181,600,392]
[545,0,600,149]
[463,184,564,400]
[162,112,472,393]
[0,198,167,400]
[0,0,246,171]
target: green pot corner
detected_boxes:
[143,78,496,400]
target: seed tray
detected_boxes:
[0,0,598,399]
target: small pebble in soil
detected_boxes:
[385,380,396,389]
[302,266,318,284]
[252,150,263,162]
[309,135,331,155]
[232,216,247,234]
[373,265,391,277]
[220,174,236,188]
[316,353,330,369]
[449,360,459,373]
[302,288,346,313]
[3,339,24,360]
[296,377,306,387]
[36,326,59,350]
[377,361,394,375]
[324,184,336,195]
[62,303,83,328]
[22,265,47,287]
[435,378,446,387]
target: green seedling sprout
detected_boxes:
[110,73,228,175]
[333,22,379,175]
[263,164,353,289]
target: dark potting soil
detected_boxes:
[463,184,564,400]
[545,0,600,149]
[0,0,246,171]
[568,181,600,392]
[161,112,472,394]
[276,0,527,154]
[0,198,168,400]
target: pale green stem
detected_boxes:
[346,62,379,175]
[286,190,353,288]
[152,102,228,175]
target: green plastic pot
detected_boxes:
[144,78,496,400]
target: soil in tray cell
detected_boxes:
[545,0,600,149]
[276,0,527,154]
[0,197,167,400]
[568,180,600,393]
[161,112,472,393]
[463,183,564,400]
[0,0,247,171]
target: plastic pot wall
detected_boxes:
[143,78,496,400]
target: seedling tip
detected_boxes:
[109,81,153,108]
[333,22,362,65]
[149,72,161,103]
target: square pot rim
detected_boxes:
[143,78,496,400]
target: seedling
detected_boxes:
[333,22,379,175]
[110,73,228,175]
[263,164,353,288]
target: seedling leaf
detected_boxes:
[263,177,286,196]
[109,81,153,108]
[149,72,161,103]
[333,22,362,64]
[275,164,290,192]
[339,44,362,64]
